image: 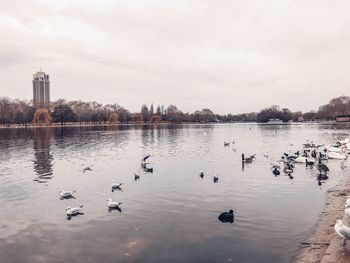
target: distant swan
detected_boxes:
[66,205,83,217]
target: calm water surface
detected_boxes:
[0,123,349,263]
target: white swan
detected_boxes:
[107,198,122,208]
[334,219,350,241]
[60,190,76,198]
[294,157,314,163]
[328,152,348,160]
[66,205,83,216]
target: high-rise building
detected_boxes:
[33,70,50,109]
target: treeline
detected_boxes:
[256,96,350,123]
[0,97,237,125]
[0,95,349,125]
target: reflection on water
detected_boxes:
[33,128,53,182]
[0,123,349,263]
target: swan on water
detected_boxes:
[328,152,348,160]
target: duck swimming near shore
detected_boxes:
[107,198,122,209]
[199,171,204,179]
[218,210,234,223]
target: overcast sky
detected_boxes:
[1,0,350,114]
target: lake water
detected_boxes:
[0,123,349,263]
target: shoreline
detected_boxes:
[294,179,350,263]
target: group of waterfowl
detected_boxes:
[59,154,154,219]
[268,137,350,185]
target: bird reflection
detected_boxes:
[108,207,122,213]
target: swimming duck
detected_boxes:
[218,210,234,223]
[213,174,219,183]
[199,171,204,179]
[111,182,123,191]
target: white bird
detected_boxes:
[66,205,83,216]
[346,196,350,207]
[107,198,123,209]
[60,190,76,199]
[334,219,350,244]
[345,205,350,216]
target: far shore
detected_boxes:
[0,121,343,129]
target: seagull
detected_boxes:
[346,196,350,207]
[111,182,123,191]
[213,174,219,183]
[60,190,76,199]
[66,205,83,217]
[83,166,93,173]
[218,210,234,223]
[141,154,151,165]
[334,219,350,245]
[107,198,123,209]
[199,171,204,179]
[345,205,350,217]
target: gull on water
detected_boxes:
[107,198,123,209]
[60,190,76,199]
[66,205,84,217]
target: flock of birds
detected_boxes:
[60,154,154,220]
[56,136,350,226]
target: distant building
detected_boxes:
[335,114,350,122]
[33,70,50,109]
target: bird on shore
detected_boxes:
[111,182,123,192]
[60,190,76,199]
[345,205,350,217]
[218,210,234,223]
[107,198,123,209]
[334,219,350,245]
[346,196,350,207]
[66,205,84,218]
[213,174,219,183]
[199,171,204,179]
